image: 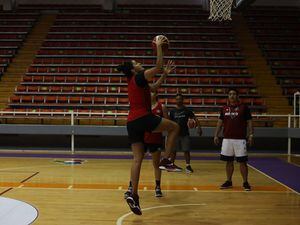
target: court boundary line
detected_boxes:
[0,171,39,196]
[248,164,299,195]
[7,186,288,194]
[116,203,207,225]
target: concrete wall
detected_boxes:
[0,134,299,154]
[0,125,299,153]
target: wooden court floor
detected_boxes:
[0,154,299,225]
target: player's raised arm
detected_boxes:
[144,35,169,81]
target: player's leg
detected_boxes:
[181,136,193,173]
[125,118,146,215]
[148,116,180,171]
[220,139,234,189]
[152,117,179,159]
[170,136,178,163]
[151,147,163,197]
[233,139,251,191]
[225,161,234,182]
[124,145,147,199]
[130,142,145,195]
[168,137,182,172]
[125,142,144,215]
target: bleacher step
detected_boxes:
[0,14,57,109]
[232,13,293,117]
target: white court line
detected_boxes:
[143,187,147,191]
[16,186,288,194]
[193,187,198,191]
[116,203,207,225]
[118,186,122,190]
[68,185,73,189]
[0,164,59,172]
[248,164,300,195]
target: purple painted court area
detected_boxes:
[0,152,218,161]
[249,158,300,193]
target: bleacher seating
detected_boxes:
[244,7,300,104]
[0,11,39,78]
[6,5,266,119]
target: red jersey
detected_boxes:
[219,103,252,139]
[127,72,151,122]
[144,102,164,144]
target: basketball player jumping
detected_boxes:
[117,35,180,215]
[124,91,168,199]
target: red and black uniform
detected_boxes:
[219,102,252,162]
[126,71,162,144]
[219,103,252,139]
[144,102,164,152]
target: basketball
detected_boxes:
[152,35,169,52]
[187,118,197,129]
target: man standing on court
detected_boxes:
[214,89,253,191]
[169,93,202,173]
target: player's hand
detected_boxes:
[155,35,169,46]
[214,136,220,145]
[163,60,176,75]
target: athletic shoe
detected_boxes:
[220,180,233,189]
[155,186,163,197]
[124,187,132,199]
[243,182,251,191]
[186,165,194,173]
[158,158,172,170]
[166,163,183,172]
[125,193,142,215]
[159,158,182,172]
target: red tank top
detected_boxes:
[144,102,164,144]
[127,73,151,122]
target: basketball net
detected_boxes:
[208,0,234,21]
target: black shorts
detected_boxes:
[144,143,163,153]
[127,113,162,144]
[220,155,248,162]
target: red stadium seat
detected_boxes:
[203,98,216,105]
[16,86,26,92]
[94,97,105,104]
[191,98,202,105]
[82,97,93,104]
[86,86,96,93]
[57,96,68,103]
[10,96,21,103]
[118,98,129,104]
[45,96,57,103]
[33,96,44,103]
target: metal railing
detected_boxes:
[0,111,299,155]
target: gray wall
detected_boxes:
[0,125,299,153]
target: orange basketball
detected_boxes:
[152,35,169,52]
[187,119,197,129]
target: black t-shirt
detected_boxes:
[169,106,195,137]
